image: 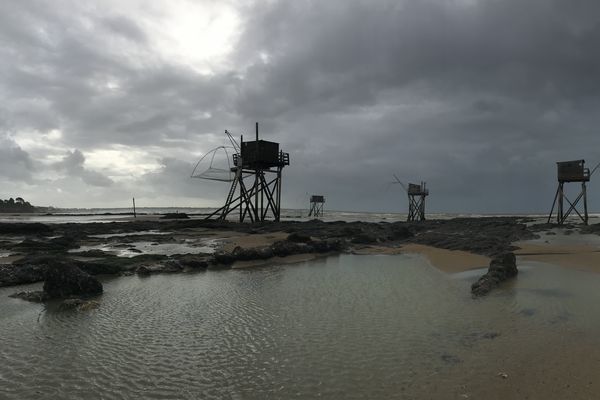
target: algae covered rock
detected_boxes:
[471,252,517,297]
[43,262,103,299]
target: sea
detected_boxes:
[0,207,556,224]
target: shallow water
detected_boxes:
[70,238,220,257]
[1,254,600,399]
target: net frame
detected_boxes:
[190,146,237,182]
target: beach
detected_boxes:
[3,214,600,288]
[0,215,538,288]
[2,215,600,399]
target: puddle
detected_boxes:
[70,239,220,257]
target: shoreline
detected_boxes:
[3,216,600,293]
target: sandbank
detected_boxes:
[515,241,600,273]
[354,243,490,273]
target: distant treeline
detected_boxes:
[0,197,36,213]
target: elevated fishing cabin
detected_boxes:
[206,122,290,222]
[308,195,325,218]
[407,182,429,222]
[548,160,589,225]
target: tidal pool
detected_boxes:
[1,254,600,399]
[69,238,220,257]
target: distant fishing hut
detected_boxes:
[407,182,429,222]
[308,195,325,218]
[392,175,429,222]
[548,160,589,225]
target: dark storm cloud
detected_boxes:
[237,0,600,113]
[231,0,600,212]
[2,0,600,211]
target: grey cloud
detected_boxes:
[54,149,113,187]
[0,135,35,182]
[101,16,147,43]
[142,157,225,204]
[2,0,600,211]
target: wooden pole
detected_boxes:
[583,182,588,225]
[255,122,259,221]
[547,185,560,224]
[240,135,243,223]
[133,197,136,218]
[558,183,564,224]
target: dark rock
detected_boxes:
[160,213,189,219]
[389,225,413,240]
[75,249,110,258]
[232,246,274,261]
[488,253,518,278]
[308,239,344,253]
[9,291,48,302]
[161,260,183,272]
[177,256,209,270]
[0,263,48,287]
[271,240,304,257]
[207,261,232,270]
[12,235,79,253]
[287,232,312,243]
[43,262,103,299]
[471,252,517,297]
[136,265,151,275]
[341,226,363,236]
[76,260,122,275]
[49,235,80,250]
[0,222,53,235]
[213,251,236,265]
[351,233,378,244]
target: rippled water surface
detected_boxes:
[2,254,600,399]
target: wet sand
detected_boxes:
[400,244,490,273]
[354,244,490,273]
[219,231,289,252]
[515,241,600,274]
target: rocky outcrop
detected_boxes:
[471,253,518,297]
[43,262,103,299]
[160,213,189,219]
[9,291,48,302]
[408,218,535,257]
[0,217,537,288]
[0,263,47,287]
[0,222,53,235]
[212,238,344,266]
[287,232,312,243]
[9,262,103,302]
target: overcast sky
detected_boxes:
[1,0,600,213]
